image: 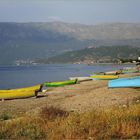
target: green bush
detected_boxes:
[0,113,10,121]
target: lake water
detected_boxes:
[0,64,135,89]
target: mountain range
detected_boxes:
[37,45,140,64]
[0,22,140,64]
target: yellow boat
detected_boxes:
[90,75,119,80]
[0,85,41,100]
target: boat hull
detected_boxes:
[90,75,119,80]
[0,85,41,99]
[108,76,140,88]
[69,77,92,82]
[105,70,122,75]
[122,69,138,74]
[44,80,77,87]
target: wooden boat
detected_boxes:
[44,80,77,87]
[69,77,92,82]
[90,75,119,80]
[123,67,137,70]
[104,70,122,75]
[122,69,138,74]
[92,72,105,75]
[0,85,41,100]
[108,76,140,88]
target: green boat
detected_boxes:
[44,80,77,87]
[122,69,138,74]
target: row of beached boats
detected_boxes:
[0,66,139,100]
[0,80,77,100]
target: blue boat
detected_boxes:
[108,76,140,88]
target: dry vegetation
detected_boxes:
[0,103,139,140]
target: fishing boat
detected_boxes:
[69,77,92,82]
[122,69,138,74]
[104,70,122,75]
[108,76,140,88]
[90,75,119,80]
[44,80,77,87]
[0,85,41,100]
[92,72,105,75]
[123,67,136,70]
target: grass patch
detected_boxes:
[0,116,46,140]
[41,106,69,121]
[0,113,10,121]
[0,104,139,139]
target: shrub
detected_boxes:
[41,106,69,121]
[0,113,10,121]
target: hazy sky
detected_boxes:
[0,0,140,24]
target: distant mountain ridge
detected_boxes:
[38,22,140,40]
[40,45,140,64]
[0,22,140,64]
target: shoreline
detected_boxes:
[0,72,140,116]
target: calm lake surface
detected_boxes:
[0,64,135,89]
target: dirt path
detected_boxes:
[0,73,140,116]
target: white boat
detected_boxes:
[69,77,92,82]
[105,70,122,75]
